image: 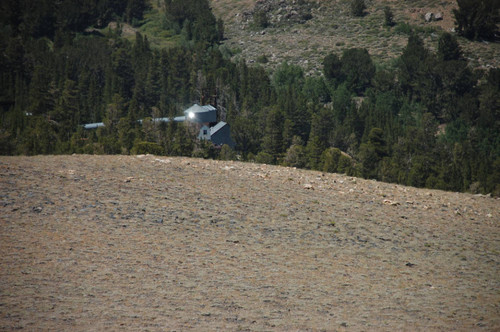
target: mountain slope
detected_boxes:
[211,0,499,73]
[1,155,498,330]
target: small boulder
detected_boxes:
[303,183,314,190]
[425,12,434,22]
[434,12,443,21]
[383,199,400,206]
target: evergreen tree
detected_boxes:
[437,32,462,61]
[279,86,309,146]
[340,48,375,94]
[164,0,221,43]
[126,0,149,25]
[51,79,79,143]
[453,0,499,41]
[305,135,324,170]
[399,34,429,85]
[331,84,353,124]
[478,68,500,130]
[321,147,342,173]
[397,34,442,116]
[273,62,305,92]
[323,53,342,83]
[283,136,306,168]
[117,116,136,153]
[27,65,55,116]
[359,128,388,178]
[261,107,284,161]
[303,77,330,103]
[309,108,334,148]
[171,123,194,156]
[231,116,261,157]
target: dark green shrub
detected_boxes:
[132,141,164,155]
[395,22,412,35]
[321,147,342,173]
[284,142,306,168]
[350,0,366,17]
[253,10,269,28]
[384,6,395,27]
[219,144,236,160]
[256,54,269,64]
[255,151,275,164]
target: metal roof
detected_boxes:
[184,104,217,123]
[83,122,105,129]
[202,105,216,111]
[152,116,185,122]
[184,104,216,115]
[185,104,204,114]
[137,116,186,125]
[82,104,215,129]
[210,121,227,135]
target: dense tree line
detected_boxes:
[164,0,223,44]
[0,0,498,195]
[0,0,149,38]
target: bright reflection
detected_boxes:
[188,112,195,119]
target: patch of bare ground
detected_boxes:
[1,155,499,330]
[211,0,499,72]
[107,21,138,37]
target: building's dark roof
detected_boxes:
[210,121,227,135]
[210,121,235,147]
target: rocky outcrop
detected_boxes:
[425,11,443,22]
[249,0,317,27]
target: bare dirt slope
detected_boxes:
[1,155,499,330]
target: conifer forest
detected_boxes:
[0,0,499,195]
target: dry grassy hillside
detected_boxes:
[211,0,500,73]
[1,155,499,330]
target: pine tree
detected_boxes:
[437,33,462,61]
[359,128,388,179]
[323,53,342,83]
[283,136,307,168]
[305,135,324,170]
[453,0,499,41]
[126,0,148,25]
[321,147,342,173]
[261,107,284,159]
[340,48,375,94]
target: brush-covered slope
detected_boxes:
[211,0,499,73]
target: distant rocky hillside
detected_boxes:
[211,0,499,73]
